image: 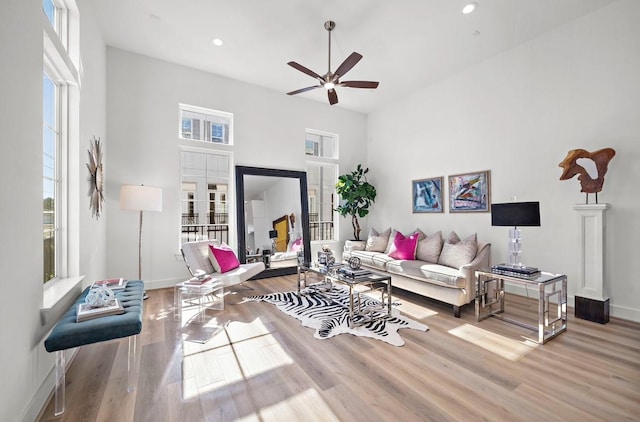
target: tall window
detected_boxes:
[305,129,338,241]
[180,150,231,245]
[43,72,58,282]
[42,0,77,283]
[179,103,233,145]
[43,0,57,30]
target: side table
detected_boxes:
[174,279,224,323]
[475,269,567,344]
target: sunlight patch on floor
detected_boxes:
[182,318,294,399]
[448,323,538,361]
[394,300,438,320]
[256,388,341,422]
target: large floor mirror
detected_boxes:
[236,166,311,279]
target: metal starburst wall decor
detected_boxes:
[87,136,104,219]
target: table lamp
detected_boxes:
[491,201,540,269]
[120,184,162,298]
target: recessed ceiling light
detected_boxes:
[462,2,478,14]
[212,38,224,47]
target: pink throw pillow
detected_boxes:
[388,231,419,260]
[208,243,240,273]
[290,238,303,252]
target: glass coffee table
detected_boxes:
[297,263,392,328]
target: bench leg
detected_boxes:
[127,335,137,393]
[54,350,65,416]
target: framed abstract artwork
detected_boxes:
[448,170,491,213]
[412,177,443,213]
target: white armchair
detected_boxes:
[181,240,265,288]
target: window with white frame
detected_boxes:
[305,129,338,242]
[43,0,57,30]
[180,149,231,245]
[43,72,59,283]
[42,0,78,283]
[305,129,337,159]
[179,103,233,145]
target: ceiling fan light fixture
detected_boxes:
[212,38,224,46]
[286,20,378,105]
[462,2,478,14]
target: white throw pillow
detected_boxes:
[438,232,478,269]
[416,231,443,263]
[366,227,391,252]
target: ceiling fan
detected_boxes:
[287,21,379,105]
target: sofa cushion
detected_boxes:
[386,260,466,289]
[419,264,467,288]
[365,227,392,252]
[438,232,478,269]
[386,259,426,279]
[350,250,394,271]
[416,231,443,263]
[388,231,419,260]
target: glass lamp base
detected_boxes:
[508,227,523,268]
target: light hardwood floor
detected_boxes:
[38,274,640,421]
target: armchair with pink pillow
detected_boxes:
[181,240,265,288]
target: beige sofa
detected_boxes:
[342,229,490,317]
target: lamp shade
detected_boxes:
[120,185,163,212]
[491,201,540,227]
[269,230,278,239]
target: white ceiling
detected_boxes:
[89,0,615,114]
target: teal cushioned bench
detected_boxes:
[45,280,144,352]
[43,280,144,416]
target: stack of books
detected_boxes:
[491,264,541,279]
[92,277,128,291]
[183,275,213,285]
[338,267,372,279]
[76,299,125,322]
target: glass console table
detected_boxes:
[475,269,567,344]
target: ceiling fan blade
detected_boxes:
[287,61,323,81]
[334,52,362,78]
[287,85,322,95]
[339,81,379,89]
[328,88,338,105]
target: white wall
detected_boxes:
[367,0,640,321]
[105,49,367,288]
[0,1,107,421]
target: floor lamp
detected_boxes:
[120,184,163,299]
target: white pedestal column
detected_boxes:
[573,203,610,323]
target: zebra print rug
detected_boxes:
[243,284,428,346]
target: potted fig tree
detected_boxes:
[335,164,377,241]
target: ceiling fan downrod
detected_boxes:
[324,20,335,74]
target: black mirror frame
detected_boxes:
[235,165,311,279]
